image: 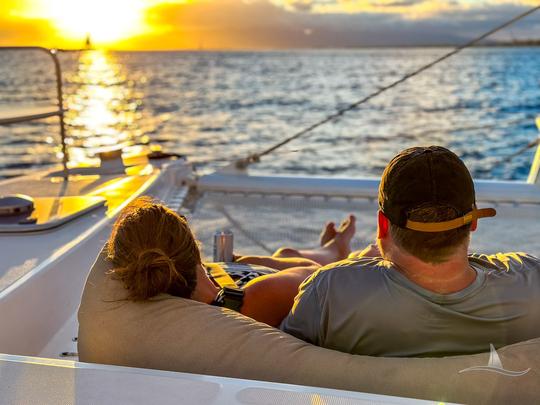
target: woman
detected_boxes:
[107,197,356,327]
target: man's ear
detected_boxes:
[378,211,389,239]
[470,219,478,232]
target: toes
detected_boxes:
[338,215,356,237]
[339,215,355,230]
[320,222,337,246]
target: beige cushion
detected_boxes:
[78,249,540,404]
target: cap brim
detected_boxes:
[405,208,497,233]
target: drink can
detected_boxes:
[213,230,234,262]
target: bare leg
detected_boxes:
[273,215,356,266]
[235,255,320,271]
[273,221,337,260]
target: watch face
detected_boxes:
[223,286,244,297]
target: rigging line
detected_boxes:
[192,148,302,167]
[235,5,540,169]
[491,137,540,168]
[192,118,534,167]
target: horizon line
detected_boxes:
[52,42,540,53]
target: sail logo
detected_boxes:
[459,344,530,377]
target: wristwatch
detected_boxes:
[212,286,245,312]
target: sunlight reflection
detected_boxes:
[63,51,144,167]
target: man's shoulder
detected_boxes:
[469,252,540,272]
[307,256,391,284]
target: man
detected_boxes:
[281,146,540,357]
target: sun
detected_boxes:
[40,0,149,45]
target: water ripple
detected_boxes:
[0,48,539,179]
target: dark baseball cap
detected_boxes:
[379,146,496,232]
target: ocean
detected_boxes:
[0,47,539,180]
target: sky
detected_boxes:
[0,0,539,50]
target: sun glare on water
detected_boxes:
[42,0,149,45]
[65,50,145,165]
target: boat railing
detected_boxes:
[527,117,540,185]
[0,46,68,177]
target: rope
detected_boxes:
[191,148,301,168]
[192,118,535,169]
[235,5,540,169]
[492,137,540,168]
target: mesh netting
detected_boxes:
[185,191,379,260]
[183,190,540,259]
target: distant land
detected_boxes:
[57,36,540,52]
[489,39,540,47]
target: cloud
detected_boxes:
[370,0,426,6]
[272,0,441,14]
[125,0,539,49]
[0,16,59,47]
[289,1,314,12]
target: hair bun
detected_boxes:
[107,198,200,301]
[125,248,185,300]
[137,248,172,268]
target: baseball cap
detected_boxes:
[379,146,496,232]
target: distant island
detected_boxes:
[486,39,540,47]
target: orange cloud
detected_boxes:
[0,16,61,48]
[118,0,310,49]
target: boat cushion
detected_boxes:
[78,249,540,404]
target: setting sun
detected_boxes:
[37,0,150,45]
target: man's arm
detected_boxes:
[279,270,326,346]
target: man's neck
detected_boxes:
[384,248,476,294]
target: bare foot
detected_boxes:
[272,215,356,266]
[273,221,336,258]
[322,215,356,259]
[319,222,336,246]
[290,215,357,266]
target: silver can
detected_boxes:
[213,230,234,262]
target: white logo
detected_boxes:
[459,344,530,377]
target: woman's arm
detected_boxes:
[240,265,318,327]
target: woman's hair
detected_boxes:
[107,197,201,301]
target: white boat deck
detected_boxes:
[0,166,157,293]
[0,354,448,405]
[0,158,190,358]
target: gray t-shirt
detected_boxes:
[280,252,540,357]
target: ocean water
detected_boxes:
[0,47,539,180]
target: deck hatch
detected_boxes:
[0,196,106,233]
